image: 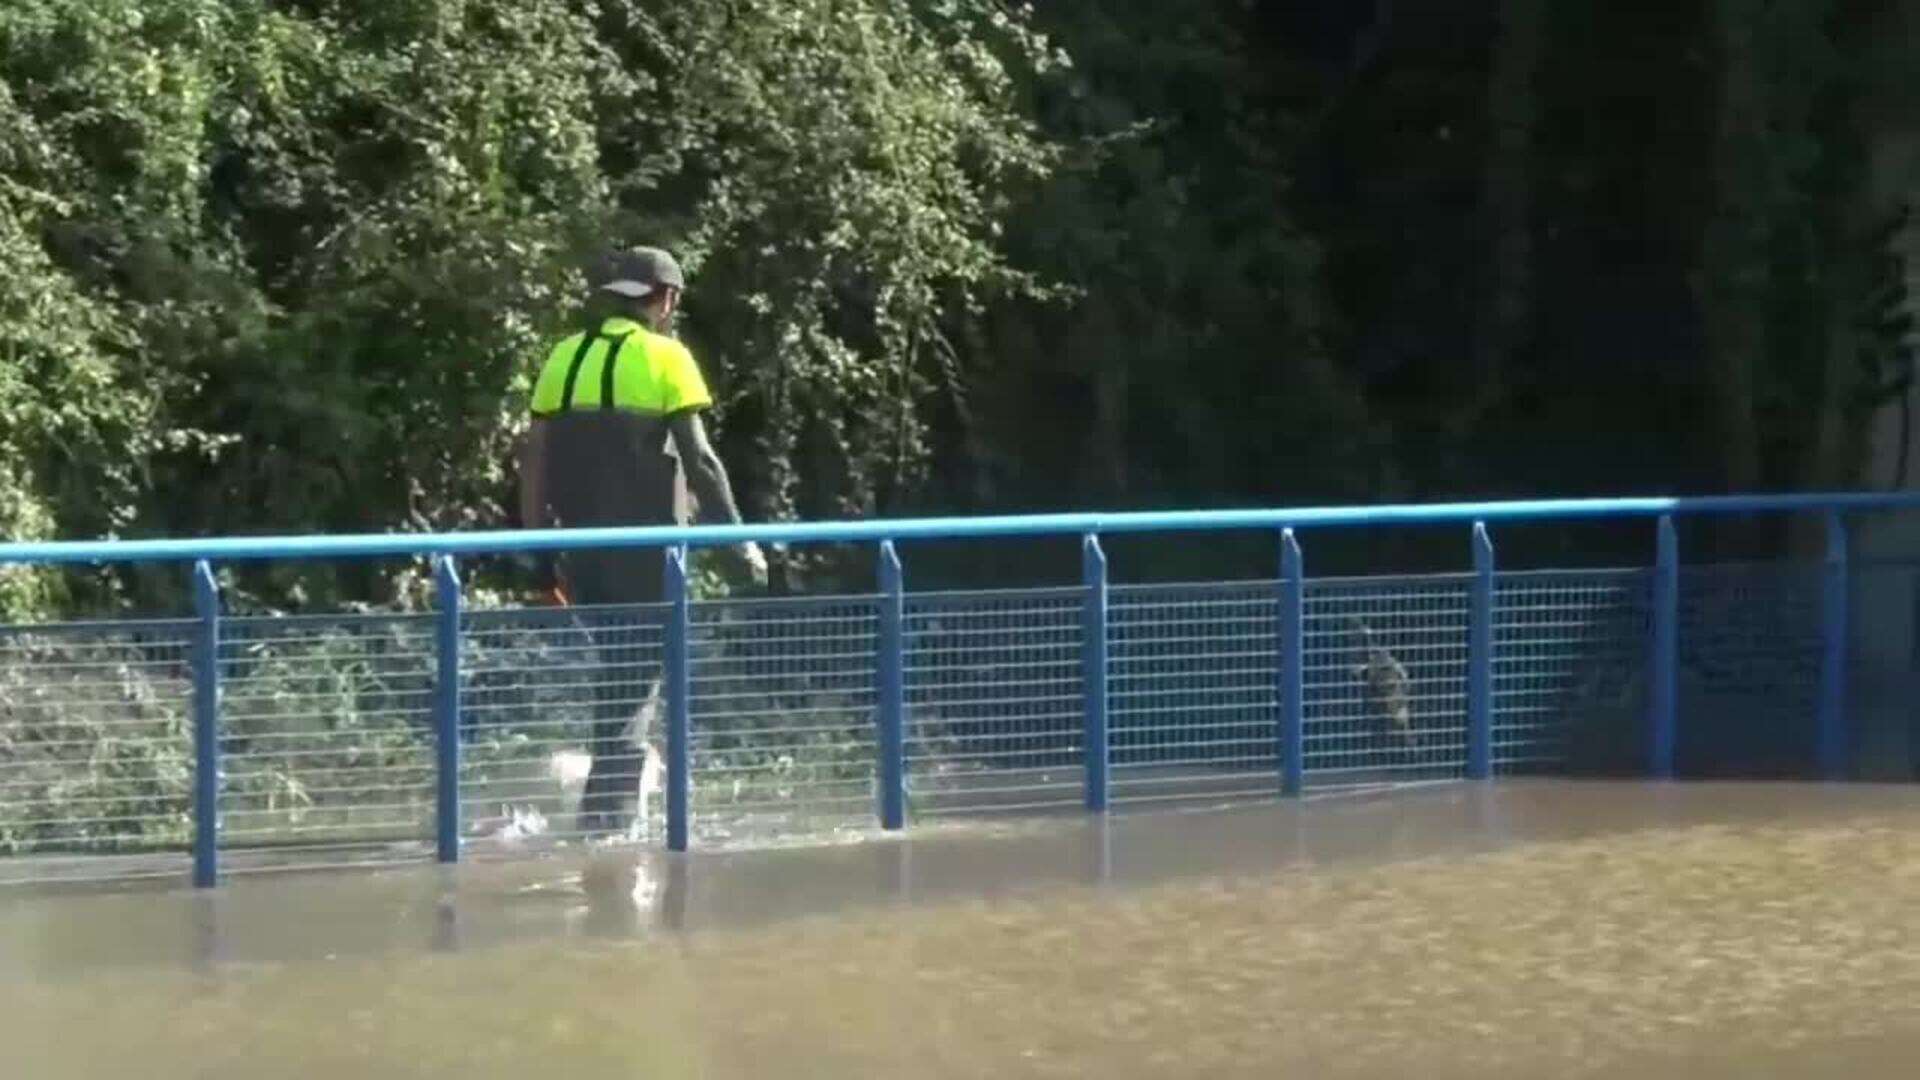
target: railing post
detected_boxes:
[1819,511,1849,780]
[433,555,462,864]
[1280,529,1305,797]
[1082,534,1110,813]
[1650,515,1679,779]
[877,541,907,829]
[1468,522,1495,780]
[191,560,220,889]
[665,544,692,852]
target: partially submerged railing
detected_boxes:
[3,491,1918,888]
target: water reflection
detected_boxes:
[3,781,1759,978]
[12,781,1920,1080]
[190,890,223,974]
[143,796,1307,975]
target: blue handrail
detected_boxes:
[6,491,1920,566]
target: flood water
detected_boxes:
[6,780,1920,1078]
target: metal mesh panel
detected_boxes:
[687,596,878,843]
[1493,570,1650,775]
[461,603,666,850]
[1847,559,1920,780]
[905,588,1083,815]
[0,621,194,885]
[218,614,436,869]
[1302,575,1470,784]
[1109,582,1278,805]
[1677,562,1823,776]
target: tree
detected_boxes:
[1467,0,1545,439]
[0,0,1060,612]
[964,1,1373,519]
[1693,0,1914,546]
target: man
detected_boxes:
[518,245,765,836]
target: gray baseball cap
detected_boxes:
[595,246,685,298]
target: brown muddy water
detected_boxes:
[6,780,1920,1079]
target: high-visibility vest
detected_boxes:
[527,318,715,598]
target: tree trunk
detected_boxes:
[1801,225,1865,491]
[1468,0,1545,423]
[1091,360,1129,498]
[1070,301,1130,500]
[1697,1,1769,494]
[1793,3,1908,551]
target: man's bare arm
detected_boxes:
[668,410,766,583]
[667,410,744,526]
[518,419,551,528]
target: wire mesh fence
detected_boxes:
[1492,570,1651,775]
[1848,559,1920,779]
[217,614,436,871]
[687,595,878,843]
[460,603,666,853]
[1302,575,1471,785]
[1677,562,1824,776]
[1109,582,1279,805]
[905,588,1084,816]
[0,620,196,885]
[0,499,1901,886]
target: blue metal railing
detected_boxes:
[2,490,1917,888]
[433,556,462,864]
[1081,536,1110,812]
[1468,524,1495,781]
[190,561,219,889]
[7,491,1920,567]
[1652,517,1680,780]
[1278,530,1306,798]
[877,542,908,830]
[1819,513,1850,778]
[665,545,692,856]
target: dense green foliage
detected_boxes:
[0,0,1059,614]
[2,0,1916,618]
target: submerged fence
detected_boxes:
[3,493,1919,887]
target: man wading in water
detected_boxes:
[518,246,765,835]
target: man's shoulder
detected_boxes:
[634,326,696,365]
[542,328,590,362]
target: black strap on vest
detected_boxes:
[557,332,598,411]
[598,331,635,410]
[558,327,637,411]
